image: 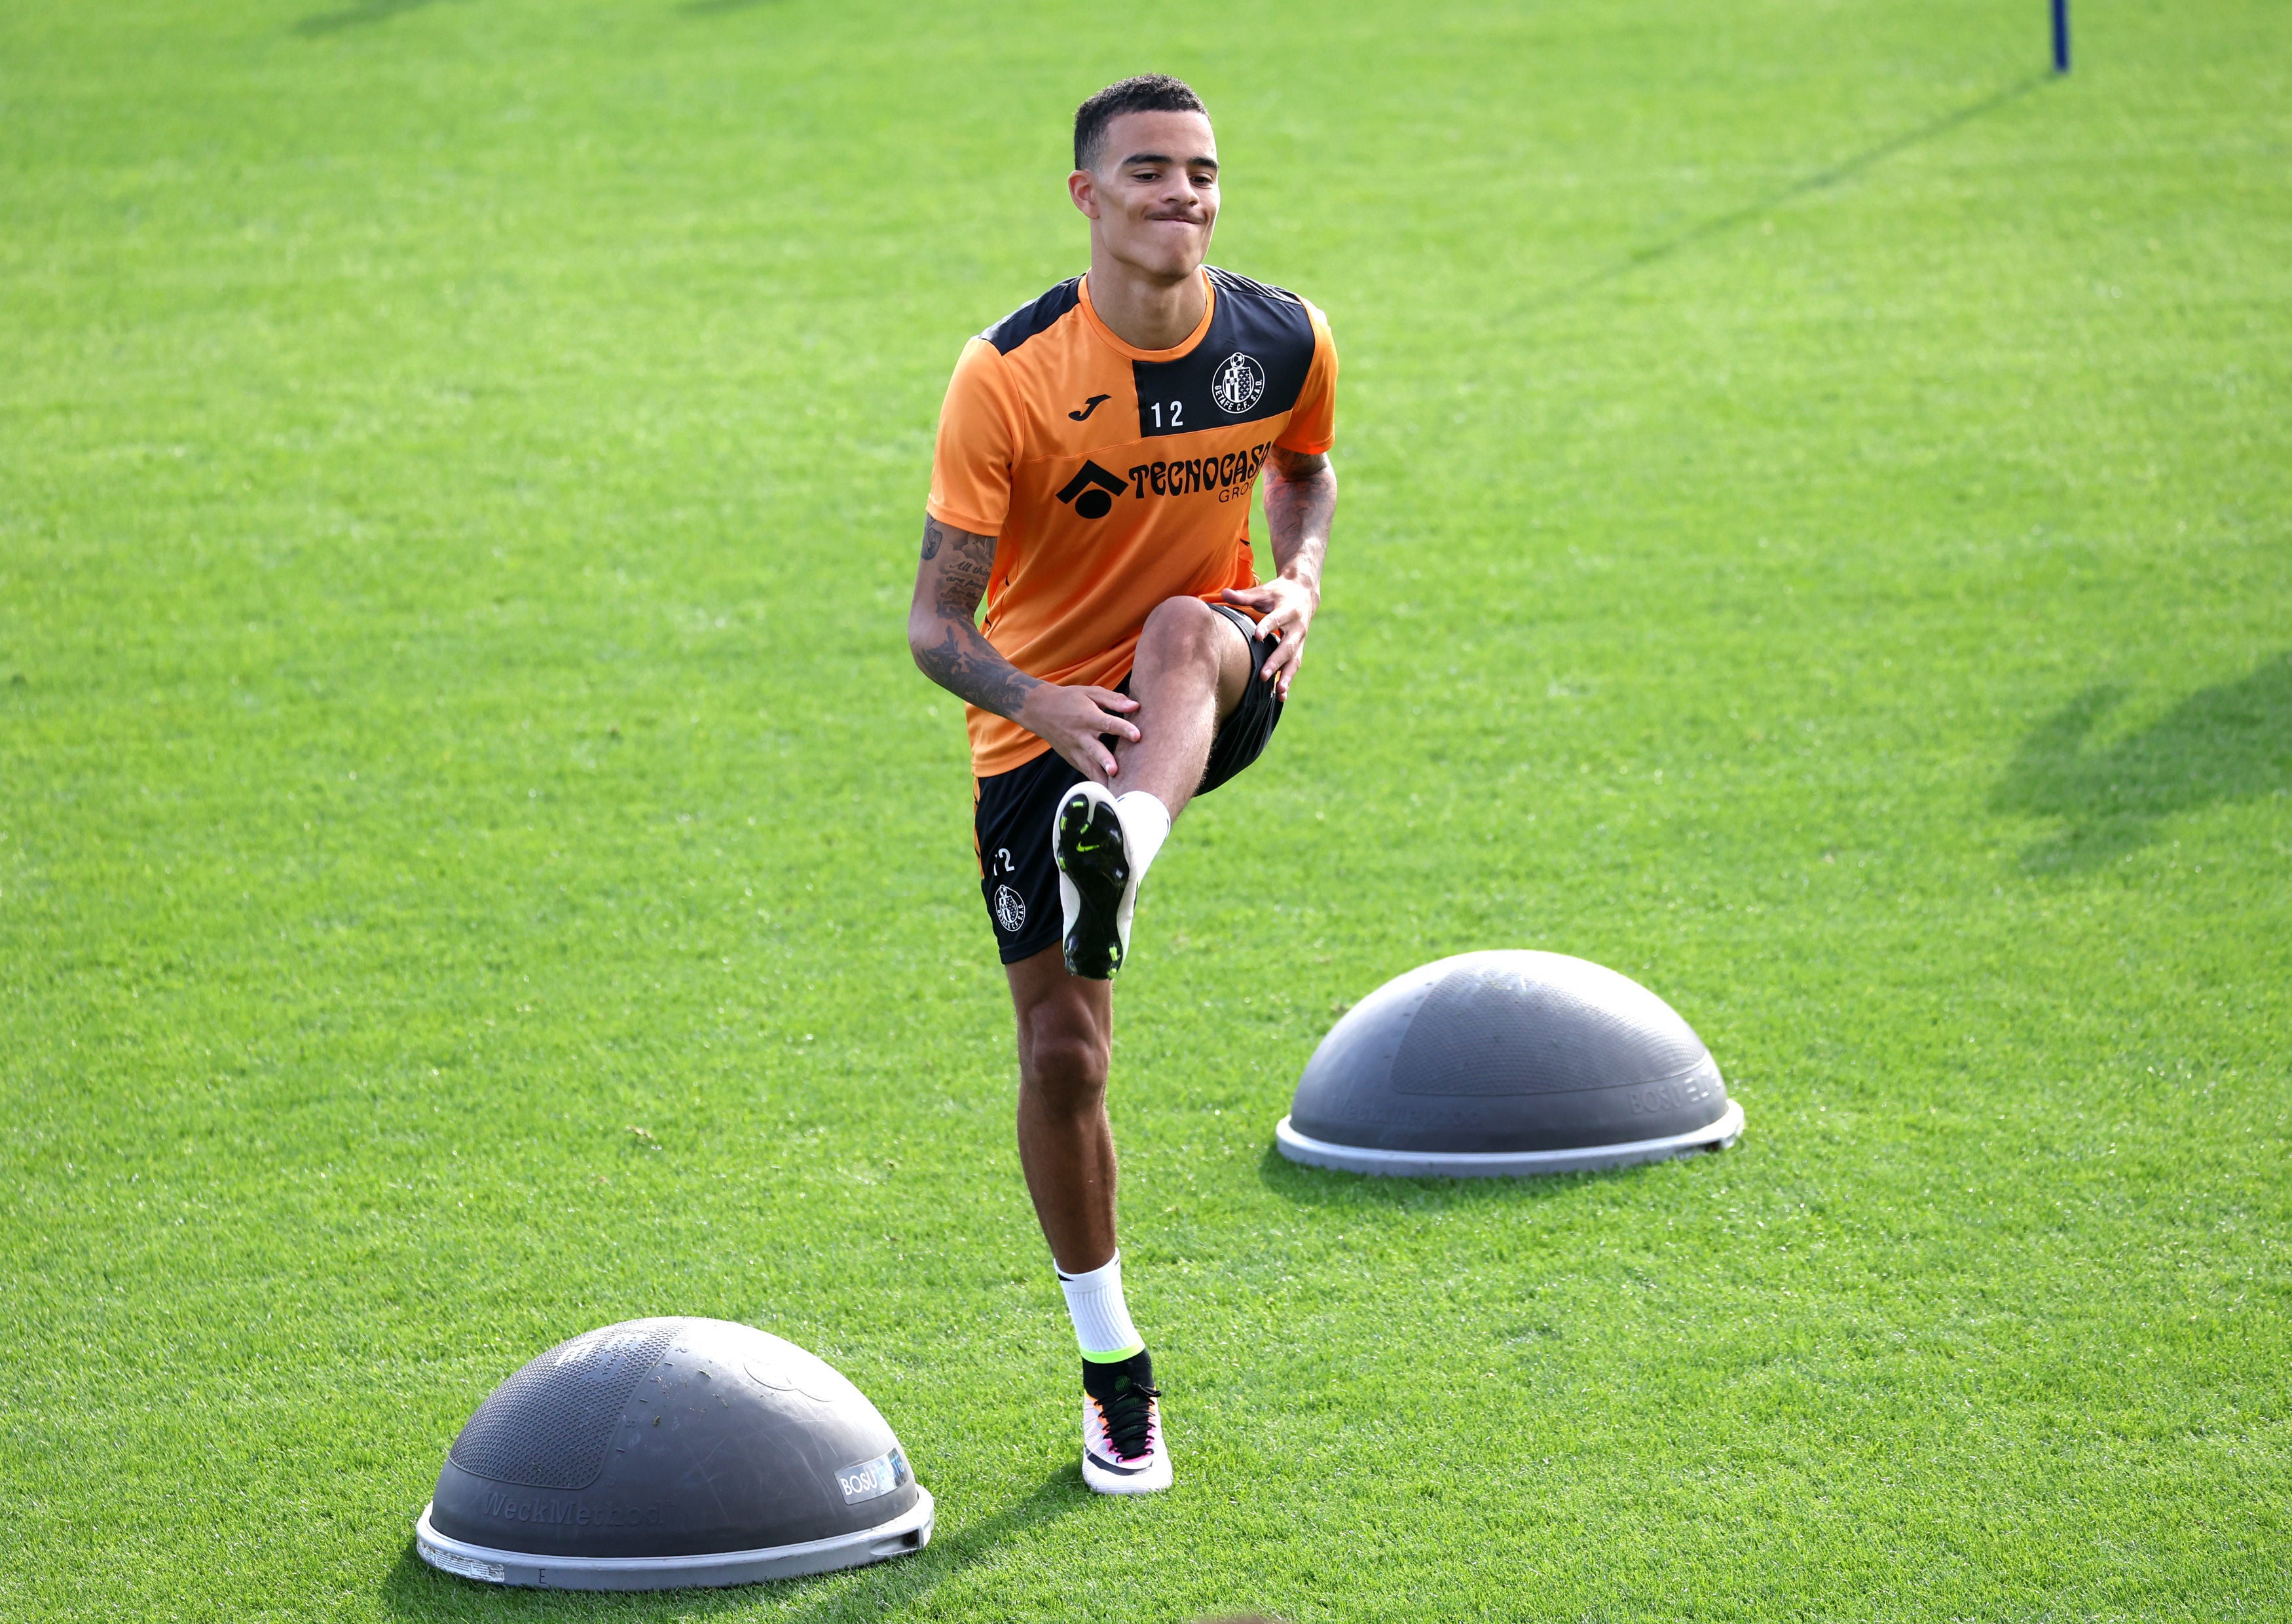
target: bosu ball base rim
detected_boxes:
[1275,1098,1743,1178]
[414,1488,934,1591]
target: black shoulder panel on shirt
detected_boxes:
[1132,266,1317,439]
[979,278,1083,356]
[1204,265,1306,308]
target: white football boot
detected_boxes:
[1052,781,1138,980]
[1080,1350,1171,1494]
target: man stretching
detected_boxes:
[907,74,1338,1494]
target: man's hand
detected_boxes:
[1227,445,1337,702]
[1016,682,1139,785]
[908,513,1141,783]
[1218,575,1318,700]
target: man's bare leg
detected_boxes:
[1049,595,1256,981]
[1010,595,1255,1500]
[1008,945,1117,1272]
[1109,595,1254,809]
[1012,599,1252,1270]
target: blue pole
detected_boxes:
[2052,0,2070,72]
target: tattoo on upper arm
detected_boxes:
[931,526,995,620]
[920,519,944,561]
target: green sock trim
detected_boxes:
[1080,1341,1145,1363]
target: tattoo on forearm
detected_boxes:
[915,623,1040,717]
[1263,450,1337,581]
[911,519,1039,718]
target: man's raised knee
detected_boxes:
[1139,595,1229,668]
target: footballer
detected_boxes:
[906,74,1339,1494]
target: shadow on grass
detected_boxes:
[1254,1141,1716,1210]
[295,0,447,35]
[377,1466,1085,1618]
[1521,73,2050,318]
[1991,653,2292,873]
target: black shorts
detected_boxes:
[974,604,1284,965]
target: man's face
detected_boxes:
[1070,109,1219,285]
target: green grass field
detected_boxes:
[5,1,2289,1618]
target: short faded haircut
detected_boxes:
[1073,75,1209,172]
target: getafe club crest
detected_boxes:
[1210,352,1266,416]
[993,884,1026,934]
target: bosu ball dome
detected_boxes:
[1275,950,1743,1176]
[414,1317,933,1590]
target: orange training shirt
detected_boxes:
[927,266,1337,779]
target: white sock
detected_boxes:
[1057,1251,1145,1362]
[1113,791,1171,879]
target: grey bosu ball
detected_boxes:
[1276,950,1744,1176]
[414,1317,933,1590]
